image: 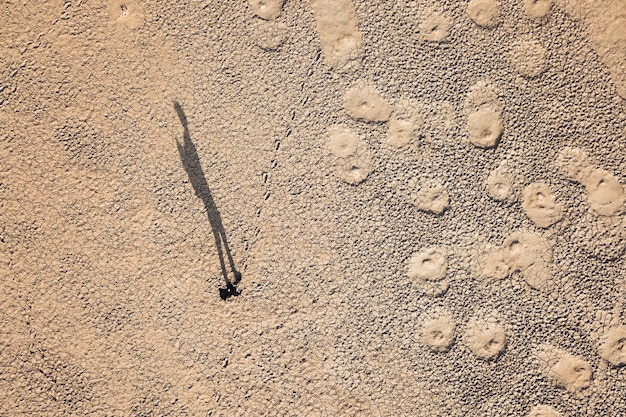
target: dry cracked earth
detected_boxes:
[2,0,626,416]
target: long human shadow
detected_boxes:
[173,101,241,300]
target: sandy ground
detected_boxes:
[1,0,626,415]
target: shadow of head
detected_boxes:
[173,101,187,127]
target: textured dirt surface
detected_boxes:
[1,0,626,416]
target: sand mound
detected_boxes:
[510,38,548,78]
[522,182,563,228]
[465,80,503,114]
[410,179,450,215]
[249,0,283,20]
[537,345,592,393]
[464,313,507,360]
[521,262,554,291]
[554,146,593,183]
[469,241,510,283]
[309,0,363,69]
[527,404,562,417]
[108,0,144,30]
[413,184,449,214]
[408,247,448,282]
[467,0,501,28]
[344,82,392,122]
[466,107,503,149]
[502,231,553,290]
[419,308,456,352]
[583,168,625,216]
[387,119,416,148]
[249,19,289,51]
[597,326,626,366]
[418,11,451,43]
[407,247,449,296]
[524,0,554,19]
[486,164,516,202]
[569,2,626,99]
[327,125,361,158]
[502,231,552,271]
[387,99,424,148]
[481,248,509,281]
[336,152,373,185]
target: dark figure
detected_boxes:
[173,101,241,299]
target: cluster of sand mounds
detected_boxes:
[407,247,449,296]
[468,0,550,79]
[536,344,593,393]
[522,181,563,228]
[465,229,559,293]
[326,125,372,185]
[418,307,510,361]
[309,0,363,70]
[414,298,517,367]
[329,78,439,187]
[464,312,507,360]
[555,146,625,216]
[464,80,503,149]
[530,145,626,261]
[5,0,626,414]
[324,81,393,184]
[526,404,562,417]
[330,78,430,185]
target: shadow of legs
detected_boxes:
[173,101,241,299]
